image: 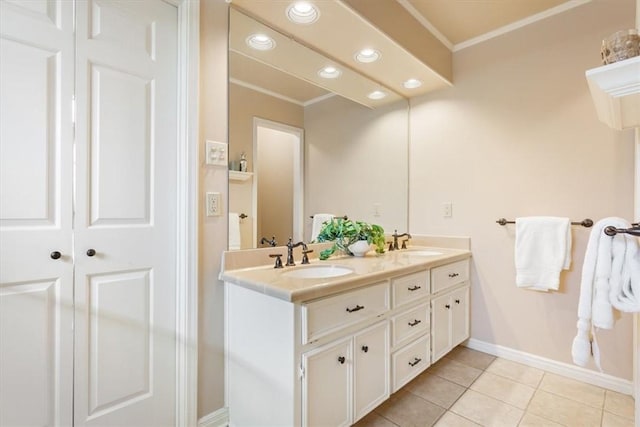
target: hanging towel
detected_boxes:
[310,213,334,242]
[572,217,640,371]
[515,216,572,291]
[229,212,241,250]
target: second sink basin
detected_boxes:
[282,265,354,279]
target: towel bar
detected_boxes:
[496,218,593,227]
[310,215,348,219]
[604,225,640,237]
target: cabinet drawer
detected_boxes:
[392,334,430,392]
[431,260,469,294]
[302,282,389,344]
[391,302,429,348]
[391,270,429,308]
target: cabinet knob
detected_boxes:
[346,305,364,313]
[445,304,451,309]
[337,356,346,364]
[455,299,461,304]
[50,251,62,260]
[408,357,422,367]
[361,345,369,353]
[407,285,421,291]
[86,248,96,257]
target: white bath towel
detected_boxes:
[229,212,241,250]
[310,213,334,242]
[515,216,572,291]
[572,217,640,370]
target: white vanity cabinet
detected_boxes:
[430,260,471,363]
[302,321,389,426]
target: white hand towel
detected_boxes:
[311,213,334,242]
[229,212,241,250]
[515,216,572,291]
[571,217,638,371]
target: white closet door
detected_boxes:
[73,1,178,425]
[0,1,75,425]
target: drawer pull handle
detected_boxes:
[445,304,451,309]
[408,285,421,291]
[408,357,422,367]
[338,356,346,364]
[448,272,459,278]
[361,345,369,353]
[346,305,364,313]
[455,299,461,304]
[408,319,422,327]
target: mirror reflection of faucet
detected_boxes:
[260,236,277,247]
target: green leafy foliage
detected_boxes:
[315,217,386,260]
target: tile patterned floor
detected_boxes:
[354,346,635,427]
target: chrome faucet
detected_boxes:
[260,236,277,247]
[286,238,312,266]
[391,230,412,250]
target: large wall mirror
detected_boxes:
[228,6,409,250]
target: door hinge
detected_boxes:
[298,364,305,380]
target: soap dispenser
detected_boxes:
[239,152,247,172]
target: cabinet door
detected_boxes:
[451,286,470,347]
[302,337,352,427]
[431,293,452,363]
[354,322,389,422]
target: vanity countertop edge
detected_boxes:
[220,246,472,303]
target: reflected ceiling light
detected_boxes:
[367,90,387,100]
[355,48,381,63]
[246,33,276,51]
[318,66,341,79]
[286,1,320,24]
[403,78,423,89]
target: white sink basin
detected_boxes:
[282,265,354,279]
[407,250,443,257]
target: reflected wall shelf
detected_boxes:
[229,171,253,182]
[585,56,640,130]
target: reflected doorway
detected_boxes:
[253,118,304,248]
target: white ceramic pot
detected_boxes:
[348,240,371,257]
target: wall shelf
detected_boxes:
[585,56,640,130]
[229,170,253,182]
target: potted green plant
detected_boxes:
[315,217,386,260]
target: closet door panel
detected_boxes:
[0,1,74,426]
[74,1,179,425]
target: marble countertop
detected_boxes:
[220,246,471,303]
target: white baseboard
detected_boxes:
[198,407,229,427]
[465,338,633,395]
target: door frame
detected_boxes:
[173,0,199,425]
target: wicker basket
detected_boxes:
[601,29,640,64]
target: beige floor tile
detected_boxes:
[469,371,535,409]
[446,346,497,371]
[375,390,446,427]
[485,359,544,388]
[428,357,483,387]
[604,390,634,420]
[527,389,602,427]
[602,411,634,427]
[450,389,523,427]
[539,373,605,408]
[518,412,564,427]
[406,372,466,409]
[354,411,398,427]
[434,411,481,427]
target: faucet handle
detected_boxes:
[401,239,409,250]
[301,249,313,264]
[269,254,284,269]
[388,241,394,251]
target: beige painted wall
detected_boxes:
[408,0,636,379]
[198,0,228,417]
[304,96,410,238]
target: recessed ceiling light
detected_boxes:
[403,78,423,89]
[355,48,381,63]
[286,1,319,24]
[318,66,341,79]
[367,90,387,100]
[246,33,276,51]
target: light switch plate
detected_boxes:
[206,140,227,167]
